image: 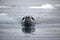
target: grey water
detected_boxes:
[0,0,60,40]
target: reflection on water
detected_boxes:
[0,24,60,40]
[22,26,35,33]
[21,23,35,33]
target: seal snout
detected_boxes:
[21,16,35,26]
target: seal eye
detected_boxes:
[22,18,25,20]
[32,17,34,20]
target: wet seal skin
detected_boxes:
[21,16,35,33]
